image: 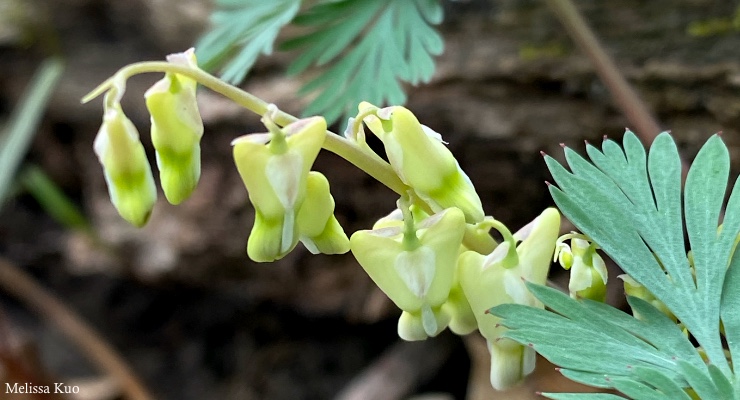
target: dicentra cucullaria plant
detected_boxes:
[84,49,740,399]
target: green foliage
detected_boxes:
[490,131,740,399]
[195,0,444,125]
[19,165,90,232]
[0,58,64,207]
[195,0,300,83]
[282,0,443,124]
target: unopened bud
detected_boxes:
[145,48,203,204]
[93,92,156,227]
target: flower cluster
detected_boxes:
[88,49,567,391]
[231,113,348,261]
[342,103,561,389]
[93,49,203,226]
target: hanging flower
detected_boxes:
[359,103,485,224]
[93,88,157,227]
[350,206,466,340]
[145,48,204,204]
[458,208,560,390]
[555,236,608,301]
[232,116,326,262]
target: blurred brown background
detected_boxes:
[1,0,739,399]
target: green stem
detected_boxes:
[263,114,288,154]
[484,218,519,269]
[399,194,420,249]
[82,62,408,195]
[555,232,597,248]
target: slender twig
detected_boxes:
[545,0,662,138]
[545,0,690,180]
[0,257,154,400]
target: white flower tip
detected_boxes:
[573,238,589,249]
[266,103,279,119]
[231,133,271,146]
[618,274,638,286]
[385,208,404,221]
[166,47,197,67]
[514,216,539,242]
[377,106,395,120]
[504,271,534,306]
[421,124,447,144]
[488,342,529,390]
[281,212,295,253]
[555,242,572,265]
[283,116,325,136]
[343,117,356,138]
[92,129,109,160]
[371,226,403,238]
[416,208,447,229]
[592,254,608,283]
[483,242,510,270]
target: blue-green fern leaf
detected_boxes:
[195,0,301,84]
[490,131,740,399]
[280,0,444,124]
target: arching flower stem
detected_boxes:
[82,62,408,196]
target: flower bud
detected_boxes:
[554,242,574,269]
[233,117,326,262]
[297,171,349,255]
[620,274,675,321]
[360,103,484,223]
[370,205,477,336]
[458,208,560,389]
[559,238,608,301]
[93,92,156,227]
[145,48,204,205]
[350,207,466,340]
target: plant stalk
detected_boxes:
[82,63,408,196]
[544,0,662,139]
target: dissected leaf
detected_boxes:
[629,366,692,400]
[493,284,696,384]
[721,234,740,389]
[545,132,734,371]
[610,377,671,400]
[195,0,300,83]
[540,393,627,400]
[676,360,720,399]
[491,283,731,399]
[281,0,444,124]
[494,131,740,399]
[707,364,734,400]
